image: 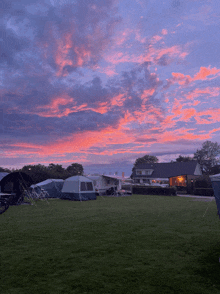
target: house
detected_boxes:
[132,161,202,187]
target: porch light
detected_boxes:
[177,176,184,182]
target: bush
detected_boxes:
[132,186,177,196]
[194,176,212,188]
[193,188,214,196]
[176,186,188,194]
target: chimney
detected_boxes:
[122,172,125,178]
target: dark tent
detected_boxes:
[31,179,64,198]
[0,172,33,204]
[0,172,9,183]
[210,173,220,218]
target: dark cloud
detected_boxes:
[0,1,165,154]
[0,55,165,147]
[135,138,158,143]
[0,26,28,67]
[70,77,111,104]
[156,54,171,66]
[0,0,120,73]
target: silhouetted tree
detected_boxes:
[209,165,220,175]
[131,155,158,178]
[20,164,50,184]
[0,167,11,173]
[175,155,194,162]
[47,163,67,179]
[66,163,84,176]
[193,141,220,174]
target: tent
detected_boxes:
[210,173,220,219]
[0,172,33,204]
[0,172,9,191]
[31,179,64,198]
[61,175,96,201]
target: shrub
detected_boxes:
[132,186,177,196]
[194,176,212,188]
[193,188,214,196]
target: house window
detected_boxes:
[143,179,150,184]
[136,169,153,175]
[145,170,152,175]
[136,170,142,175]
[134,179,140,183]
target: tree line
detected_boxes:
[0,163,84,184]
[132,140,220,176]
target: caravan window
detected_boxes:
[80,182,93,191]
[86,182,93,191]
[80,182,86,191]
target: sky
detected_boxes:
[1,0,220,176]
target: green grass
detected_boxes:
[1,195,220,294]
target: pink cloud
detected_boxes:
[170,66,220,87]
[159,128,211,143]
[98,65,118,76]
[115,29,134,46]
[186,87,220,100]
[34,95,88,118]
[193,66,220,80]
[161,29,168,35]
[105,33,188,66]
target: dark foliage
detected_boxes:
[194,176,212,188]
[66,163,84,176]
[132,185,177,196]
[209,165,220,175]
[0,167,11,173]
[193,188,214,196]
[175,155,194,162]
[14,163,84,184]
[193,141,220,174]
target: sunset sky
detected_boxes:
[1,0,220,175]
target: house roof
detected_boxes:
[134,161,200,178]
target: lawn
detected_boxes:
[1,195,220,294]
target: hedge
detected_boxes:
[193,188,214,196]
[132,186,177,196]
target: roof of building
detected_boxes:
[133,161,200,178]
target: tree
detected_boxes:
[20,164,50,184]
[131,155,158,177]
[175,155,193,162]
[134,155,158,166]
[209,165,220,175]
[66,163,84,176]
[0,167,11,173]
[193,141,220,174]
[47,163,67,179]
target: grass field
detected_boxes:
[1,195,220,294]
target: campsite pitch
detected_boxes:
[1,195,220,294]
